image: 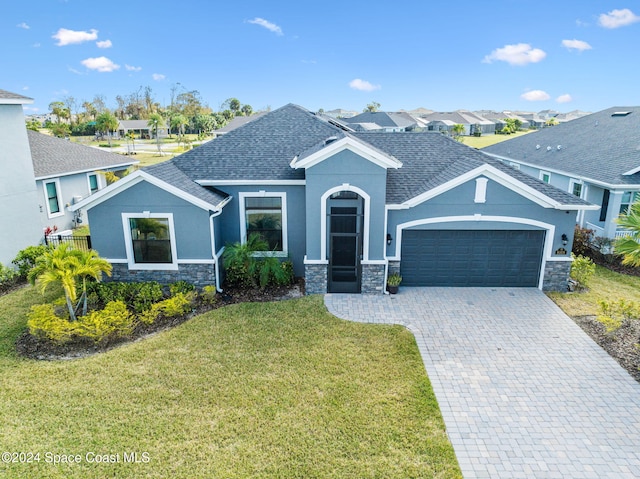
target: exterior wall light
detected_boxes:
[387,233,393,246]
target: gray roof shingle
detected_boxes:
[0,88,33,103]
[483,106,640,186]
[28,130,137,178]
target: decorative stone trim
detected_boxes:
[387,260,400,276]
[305,263,327,295]
[361,263,386,294]
[108,263,216,288]
[542,261,571,292]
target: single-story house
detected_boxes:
[71,104,596,293]
[340,111,419,132]
[29,131,138,232]
[421,111,496,135]
[483,107,640,240]
[117,119,169,139]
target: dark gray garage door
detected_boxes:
[400,230,545,287]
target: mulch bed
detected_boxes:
[572,315,640,383]
[15,280,304,361]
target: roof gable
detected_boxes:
[0,89,33,105]
[291,136,402,170]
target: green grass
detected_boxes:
[548,265,640,316]
[462,130,535,149]
[0,287,461,478]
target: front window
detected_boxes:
[619,191,640,215]
[123,213,177,269]
[240,193,287,254]
[44,180,63,217]
[570,180,582,197]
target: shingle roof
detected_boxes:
[341,111,417,129]
[352,132,588,205]
[0,88,33,104]
[483,106,640,186]
[28,130,138,178]
[172,104,346,181]
[144,161,228,208]
[213,112,267,134]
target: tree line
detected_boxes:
[30,84,257,139]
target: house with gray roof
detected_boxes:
[483,107,640,240]
[117,119,168,139]
[421,111,496,135]
[340,111,418,132]
[28,131,138,232]
[71,104,596,293]
[0,89,42,266]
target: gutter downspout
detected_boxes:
[209,210,224,293]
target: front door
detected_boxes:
[328,200,363,293]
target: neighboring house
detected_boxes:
[474,110,532,130]
[28,131,138,232]
[117,120,169,139]
[212,113,267,137]
[421,111,496,135]
[340,111,418,132]
[0,89,42,266]
[483,107,640,240]
[71,104,595,293]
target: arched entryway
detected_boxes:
[326,190,364,293]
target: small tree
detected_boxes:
[615,202,640,266]
[96,112,119,147]
[452,124,465,142]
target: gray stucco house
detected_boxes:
[483,107,640,240]
[29,131,138,233]
[71,104,596,293]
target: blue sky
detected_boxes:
[3,1,640,115]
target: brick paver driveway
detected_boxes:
[325,287,640,479]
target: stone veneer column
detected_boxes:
[361,263,386,294]
[542,261,571,292]
[304,263,327,295]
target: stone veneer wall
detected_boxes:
[109,263,216,288]
[305,263,327,295]
[387,260,400,276]
[361,263,386,294]
[542,260,571,292]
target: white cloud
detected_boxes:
[22,86,29,91]
[152,73,165,81]
[349,78,381,92]
[80,56,120,72]
[53,28,98,46]
[556,94,573,103]
[576,19,589,27]
[33,43,41,48]
[598,8,640,28]
[247,17,283,36]
[482,43,546,66]
[125,64,142,72]
[521,90,551,101]
[17,22,30,29]
[96,39,112,49]
[562,39,592,52]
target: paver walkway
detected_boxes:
[325,288,640,479]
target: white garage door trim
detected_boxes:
[388,214,557,290]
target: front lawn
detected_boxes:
[0,286,461,479]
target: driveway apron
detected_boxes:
[325,287,640,479]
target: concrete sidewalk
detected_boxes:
[325,288,640,479]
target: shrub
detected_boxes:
[257,256,292,289]
[596,299,640,333]
[27,304,77,342]
[222,234,268,287]
[572,226,594,257]
[200,285,218,305]
[12,245,50,279]
[570,254,596,289]
[169,280,195,296]
[387,273,402,287]
[86,281,164,314]
[138,292,194,325]
[0,263,17,283]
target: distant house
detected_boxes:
[484,107,640,240]
[474,111,532,131]
[29,131,138,233]
[71,104,594,293]
[212,113,267,137]
[0,89,42,266]
[421,111,496,135]
[340,111,418,132]
[117,120,169,139]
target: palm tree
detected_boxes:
[96,112,119,147]
[147,113,164,154]
[74,249,112,316]
[171,114,189,149]
[452,124,465,142]
[615,202,640,266]
[29,244,82,320]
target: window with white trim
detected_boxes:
[43,179,63,218]
[619,191,640,215]
[88,173,100,194]
[539,171,551,183]
[123,213,178,269]
[569,179,582,197]
[239,192,287,254]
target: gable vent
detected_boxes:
[612,111,632,117]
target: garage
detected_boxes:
[400,229,545,287]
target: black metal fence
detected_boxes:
[44,235,92,252]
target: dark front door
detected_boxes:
[328,205,362,293]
